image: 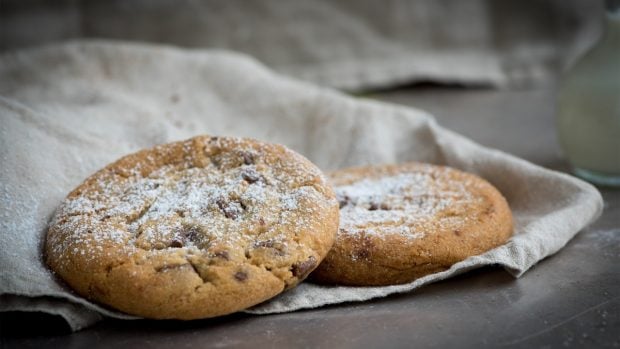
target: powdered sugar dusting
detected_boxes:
[47,138,335,269]
[335,171,478,240]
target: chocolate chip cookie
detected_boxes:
[310,163,513,286]
[45,136,339,319]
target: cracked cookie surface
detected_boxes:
[45,136,338,319]
[310,163,513,286]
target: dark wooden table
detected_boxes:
[2,85,619,348]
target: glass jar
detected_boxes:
[557,4,620,186]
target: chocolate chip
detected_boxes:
[214,250,230,260]
[170,225,201,247]
[170,239,183,248]
[253,240,285,256]
[380,203,390,210]
[223,208,238,220]
[292,256,317,278]
[216,198,238,219]
[234,271,248,281]
[353,234,373,260]
[183,226,201,243]
[241,152,255,165]
[254,240,275,248]
[216,198,226,210]
[368,202,379,211]
[241,168,260,183]
[338,195,350,209]
[354,248,370,259]
[453,230,462,236]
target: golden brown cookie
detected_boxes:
[45,136,339,319]
[310,163,513,286]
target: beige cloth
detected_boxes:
[1,0,603,90]
[0,41,603,331]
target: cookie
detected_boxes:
[45,136,339,319]
[310,163,513,286]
